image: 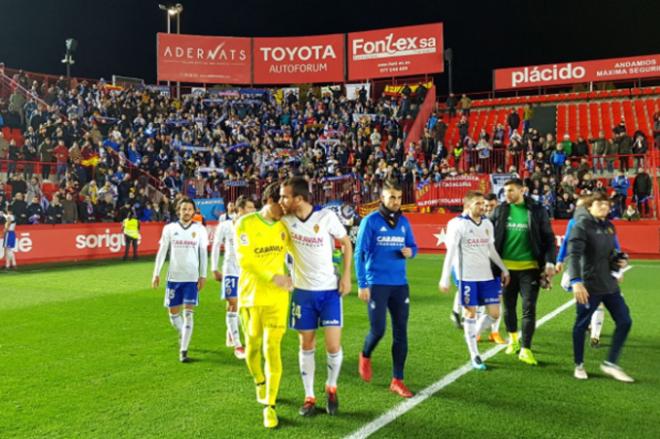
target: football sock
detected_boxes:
[299,349,316,398]
[463,317,479,359]
[590,306,605,340]
[264,326,285,406]
[452,290,462,315]
[6,249,16,268]
[326,349,343,389]
[169,312,183,334]
[492,305,502,332]
[476,314,495,335]
[181,309,194,352]
[226,311,242,347]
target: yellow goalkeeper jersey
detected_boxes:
[235,212,290,307]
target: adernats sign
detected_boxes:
[253,34,345,84]
[348,23,444,80]
[157,33,251,84]
[494,53,660,90]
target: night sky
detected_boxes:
[1,0,658,94]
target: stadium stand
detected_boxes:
[1,64,658,225]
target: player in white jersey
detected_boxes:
[218,202,236,222]
[476,193,506,344]
[449,194,505,346]
[440,191,510,370]
[279,177,353,417]
[152,197,209,363]
[2,207,17,270]
[211,195,256,360]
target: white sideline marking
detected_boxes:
[344,299,577,439]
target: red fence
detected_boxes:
[7,214,659,266]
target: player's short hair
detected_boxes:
[235,195,252,210]
[584,191,610,207]
[464,190,484,205]
[262,182,281,205]
[382,178,402,193]
[576,193,592,207]
[283,176,310,202]
[176,197,196,212]
[484,193,498,202]
[504,178,524,188]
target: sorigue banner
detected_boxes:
[157,33,251,84]
[493,53,660,90]
[348,23,444,80]
[253,34,345,84]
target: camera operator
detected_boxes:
[568,192,633,382]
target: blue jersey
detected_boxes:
[354,210,418,288]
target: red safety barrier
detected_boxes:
[405,213,660,258]
[7,215,659,266]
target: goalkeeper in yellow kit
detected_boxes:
[235,183,292,429]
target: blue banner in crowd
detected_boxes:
[239,88,268,96]
[177,144,211,152]
[194,198,226,221]
[228,142,250,152]
[224,180,249,187]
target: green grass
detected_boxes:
[1,255,659,438]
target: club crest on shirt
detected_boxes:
[192,232,197,238]
[313,224,320,234]
[239,233,249,246]
[281,232,286,241]
[400,225,405,233]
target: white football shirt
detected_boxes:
[5,214,16,231]
[211,219,239,276]
[440,215,501,285]
[153,221,209,282]
[281,208,347,291]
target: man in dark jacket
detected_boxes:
[492,178,556,366]
[617,133,632,172]
[9,174,27,199]
[96,194,116,222]
[632,167,652,216]
[568,192,633,382]
[62,192,79,223]
[46,195,64,224]
[26,195,45,224]
[507,110,521,136]
[78,195,96,222]
[11,192,29,225]
[39,137,55,180]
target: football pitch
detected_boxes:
[2,254,659,438]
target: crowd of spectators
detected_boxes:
[424,103,658,220]
[0,69,437,223]
[0,66,658,224]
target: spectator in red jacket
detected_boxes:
[53,140,69,181]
